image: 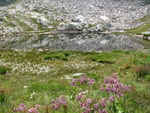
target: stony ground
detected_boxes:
[0,0,150,35]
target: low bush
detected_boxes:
[44,55,68,61]
[145,75,150,81]
[44,51,71,61]
[120,63,132,70]
[0,91,7,104]
[97,59,115,64]
[90,57,115,64]
[133,58,150,65]
[64,52,71,57]
[0,66,7,75]
[136,65,150,78]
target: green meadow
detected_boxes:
[0,49,150,112]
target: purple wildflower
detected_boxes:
[100,98,108,108]
[59,95,67,105]
[76,93,84,101]
[70,75,95,86]
[109,96,115,102]
[28,108,39,113]
[102,73,130,97]
[14,103,26,112]
[35,105,40,109]
[94,103,99,110]
[102,109,107,113]
[51,95,67,110]
[86,98,92,104]
[124,84,130,91]
[100,85,104,92]
[88,79,95,85]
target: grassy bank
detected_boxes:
[126,16,150,35]
[0,49,150,112]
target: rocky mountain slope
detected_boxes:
[0,0,17,6]
[0,0,150,35]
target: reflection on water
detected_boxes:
[0,34,144,51]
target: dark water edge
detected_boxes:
[0,33,146,52]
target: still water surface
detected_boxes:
[0,34,144,51]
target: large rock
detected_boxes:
[88,24,105,33]
[66,22,83,31]
[57,22,83,31]
[0,18,3,21]
[147,7,150,15]
[142,31,150,37]
[56,22,66,31]
[37,16,50,28]
[71,15,85,23]
[60,6,69,14]
[100,16,110,22]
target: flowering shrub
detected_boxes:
[51,73,130,113]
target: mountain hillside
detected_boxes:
[0,0,150,35]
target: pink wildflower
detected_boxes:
[88,79,95,85]
[94,103,99,110]
[100,85,104,92]
[59,95,67,105]
[14,103,26,112]
[51,95,67,110]
[28,108,39,113]
[86,98,92,104]
[35,105,40,109]
[76,93,84,101]
[109,96,115,102]
[100,98,108,108]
